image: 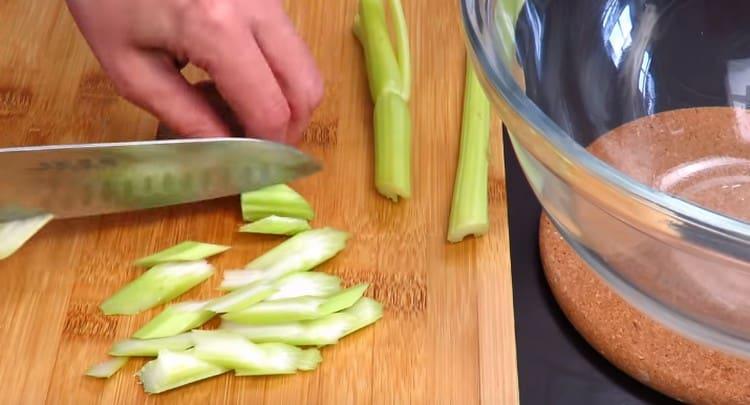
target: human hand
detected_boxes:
[66,0,323,144]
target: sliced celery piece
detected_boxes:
[192,330,318,375]
[221,284,368,324]
[109,333,194,357]
[0,214,53,260]
[342,297,384,335]
[241,184,314,222]
[85,357,129,378]
[100,261,214,315]
[134,241,230,267]
[138,349,228,394]
[234,344,321,376]
[204,281,276,314]
[447,60,491,243]
[133,301,215,339]
[267,272,342,301]
[220,228,349,290]
[220,313,355,346]
[239,215,311,236]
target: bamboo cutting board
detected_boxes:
[0,0,518,403]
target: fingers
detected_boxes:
[253,6,324,144]
[107,50,231,138]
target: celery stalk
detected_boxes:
[219,313,355,346]
[85,357,129,378]
[234,345,321,376]
[191,330,319,375]
[109,333,194,357]
[342,297,384,335]
[354,0,412,201]
[133,301,215,339]
[138,349,228,394]
[239,216,311,236]
[447,61,491,243]
[221,284,368,324]
[134,241,230,267]
[204,281,276,314]
[0,214,53,260]
[267,272,342,301]
[100,261,214,315]
[220,228,349,290]
[241,184,314,222]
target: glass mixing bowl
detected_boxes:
[461,0,750,357]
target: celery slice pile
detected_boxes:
[221,228,349,290]
[134,301,215,339]
[109,333,195,357]
[0,214,53,260]
[241,184,314,222]
[85,357,129,379]
[138,349,228,394]
[205,282,276,314]
[447,59,491,243]
[221,284,368,324]
[239,215,311,236]
[134,241,230,267]
[354,0,412,201]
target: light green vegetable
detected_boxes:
[204,282,276,314]
[0,214,53,260]
[134,241,230,267]
[109,333,194,357]
[220,228,349,290]
[221,284,368,324]
[85,357,129,378]
[342,297,384,335]
[447,60,491,243]
[239,215,311,236]
[241,184,314,222]
[354,0,412,202]
[133,301,215,339]
[267,272,342,301]
[191,330,320,375]
[100,261,214,315]
[234,345,321,376]
[138,349,228,394]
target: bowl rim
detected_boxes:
[459,0,750,245]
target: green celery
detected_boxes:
[109,333,194,357]
[235,345,321,376]
[374,93,412,201]
[342,297,384,335]
[239,215,311,236]
[134,241,230,267]
[0,214,53,260]
[447,60,491,243]
[100,261,214,315]
[241,184,314,222]
[204,282,276,314]
[138,349,228,394]
[219,313,355,346]
[220,228,349,290]
[267,272,342,301]
[221,284,368,324]
[191,330,319,374]
[133,301,215,339]
[85,357,129,378]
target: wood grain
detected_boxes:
[0,0,518,403]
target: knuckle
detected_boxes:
[256,98,291,134]
[307,78,325,110]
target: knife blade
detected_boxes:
[0,138,321,221]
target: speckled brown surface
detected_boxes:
[539,107,750,404]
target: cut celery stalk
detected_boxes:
[100,261,214,315]
[220,228,349,290]
[239,216,311,236]
[447,60,491,243]
[234,344,321,376]
[0,214,53,260]
[221,284,368,324]
[354,0,412,202]
[191,330,318,375]
[133,301,215,339]
[109,333,194,357]
[342,297,384,335]
[85,357,129,378]
[220,313,355,346]
[204,282,276,314]
[138,349,228,394]
[134,241,230,267]
[241,184,314,222]
[267,272,342,301]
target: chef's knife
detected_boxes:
[0,138,320,221]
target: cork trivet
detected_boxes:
[539,107,750,404]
